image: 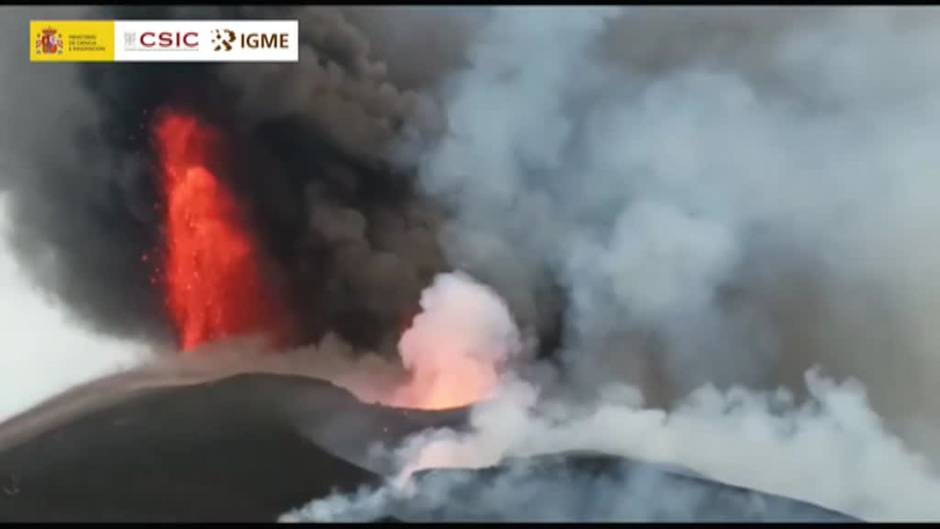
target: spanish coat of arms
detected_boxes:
[35,27,64,55]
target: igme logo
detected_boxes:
[211,28,290,52]
[211,29,235,51]
[240,32,290,49]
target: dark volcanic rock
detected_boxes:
[396,452,859,522]
[0,372,859,523]
[0,373,459,522]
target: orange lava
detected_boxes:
[397,372,496,410]
[392,359,499,411]
[390,313,505,410]
[154,111,287,352]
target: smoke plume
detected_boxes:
[285,323,940,522]
[284,6,940,522]
[0,5,483,355]
[407,6,940,460]
[271,270,524,410]
[386,271,524,409]
[5,4,940,522]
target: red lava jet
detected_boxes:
[154,111,288,353]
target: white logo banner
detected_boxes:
[114,20,298,62]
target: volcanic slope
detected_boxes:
[0,372,462,522]
[0,371,859,522]
[396,452,859,522]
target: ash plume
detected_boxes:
[0,6,485,354]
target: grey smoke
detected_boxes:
[284,454,854,522]
[284,6,940,523]
[412,6,940,460]
[286,368,940,521]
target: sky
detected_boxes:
[0,194,149,422]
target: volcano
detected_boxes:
[0,369,858,522]
[0,369,464,522]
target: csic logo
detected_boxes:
[35,27,63,55]
[123,30,198,50]
[211,29,236,51]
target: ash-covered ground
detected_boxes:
[0,368,854,522]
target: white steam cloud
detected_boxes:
[254,271,524,411]
[284,321,940,522]
[418,6,940,429]
[285,6,940,523]
[388,271,523,409]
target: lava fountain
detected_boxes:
[154,111,288,352]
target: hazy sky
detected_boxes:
[0,194,149,421]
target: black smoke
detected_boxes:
[0,6,495,355]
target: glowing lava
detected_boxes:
[154,111,287,352]
[387,271,520,410]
